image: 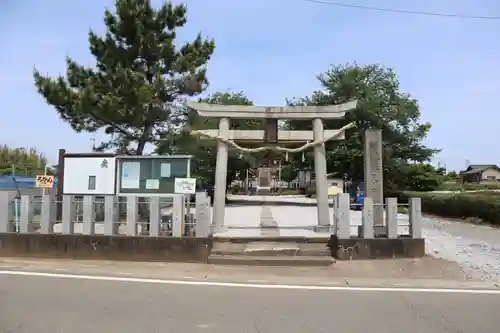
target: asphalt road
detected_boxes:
[1,274,499,333]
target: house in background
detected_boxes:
[459,165,500,184]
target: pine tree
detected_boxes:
[34,0,215,155]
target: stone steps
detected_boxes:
[207,254,334,267]
[209,240,333,266]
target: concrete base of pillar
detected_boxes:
[329,236,425,260]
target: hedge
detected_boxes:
[438,182,500,191]
[404,191,500,226]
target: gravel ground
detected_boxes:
[421,216,500,281]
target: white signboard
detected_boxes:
[145,179,160,189]
[174,178,196,194]
[121,161,141,189]
[63,157,116,195]
[160,163,171,177]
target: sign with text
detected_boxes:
[174,178,196,194]
[116,156,192,196]
[35,175,54,188]
[363,129,384,226]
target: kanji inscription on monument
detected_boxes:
[364,129,384,226]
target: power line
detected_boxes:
[299,0,500,20]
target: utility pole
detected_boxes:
[91,135,96,152]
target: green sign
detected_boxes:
[117,155,192,195]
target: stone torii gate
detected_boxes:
[186,100,359,232]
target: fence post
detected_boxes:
[0,192,8,233]
[337,193,350,238]
[126,196,138,236]
[19,195,33,234]
[361,197,374,239]
[195,192,210,237]
[40,194,54,234]
[62,195,75,234]
[172,195,185,237]
[409,197,423,238]
[331,195,338,235]
[386,197,398,239]
[149,196,161,237]
[82,195,95,235]
[104,196,116,236]
[0,192,15,233]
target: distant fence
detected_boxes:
[0,176,58,190]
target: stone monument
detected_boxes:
[363,129,384,227]
[186,100,358,232]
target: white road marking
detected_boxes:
[0,270,499,294]
[53,268,70,272]
[246,279,269,283]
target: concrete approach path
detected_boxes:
[1,258,500,333]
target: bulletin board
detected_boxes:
[116,155,192,196]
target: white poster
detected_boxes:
[121,161,141,189]
[160,163,171,177]
[145,179,160,190]
[174,178,196,194]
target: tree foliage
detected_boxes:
[391,163,444,192]
[0,145,49,176]
[157,91,261,188]
[33,0,215,155]
[286,63,439,191]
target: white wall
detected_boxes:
[63,157,116,195]
[482,168,500,181]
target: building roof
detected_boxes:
[460,164,498,176]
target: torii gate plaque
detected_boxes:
[186,100,358,232]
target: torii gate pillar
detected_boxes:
[313,118,330,227]
[213,117,230,232]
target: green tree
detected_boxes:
[157,91,262,189]
[390,163,444,192]
[0,145,49,176]
[286,63,439,191]
[33,0,215,155]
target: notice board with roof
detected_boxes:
[116,155,192,196]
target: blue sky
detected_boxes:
[0,0,498,171]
